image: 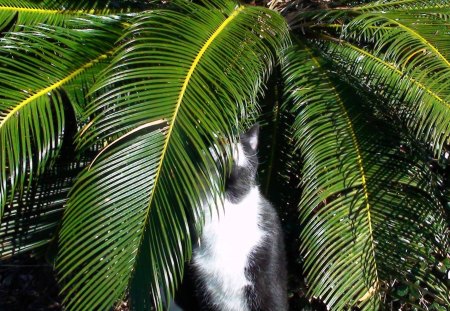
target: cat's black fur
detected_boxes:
[174,124,288,311]
[225,125,259,203]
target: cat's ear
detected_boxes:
[243,123,259,151]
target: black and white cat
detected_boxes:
[174,124,288,311]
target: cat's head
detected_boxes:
[225,124,259,201]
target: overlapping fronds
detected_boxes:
[289,0,450,29]
[257,71,305,300]
[57,1,288,310]
[351,0,450,12]
[39,0,148,11]
[59,128,169,311]
[342,9,450,75]
[294,3,450,155]
[257,67,303,222]
[362,8,450,60]
[0,17,123,221]
[0,0,88,32]
[283,42,450,310]
[0,109,97,259]
[0,152,87,259]
[0,0,146,33]
[1,0,449,310]
[314,29,450,154]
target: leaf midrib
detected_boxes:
[0,52,111,129]
[143,5,245,217]
[322,34,450,109]
[0,6,105,15]
[304,45,381,302]
[380,14,450,69]
[0,6,59,13]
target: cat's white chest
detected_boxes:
[192,187,265,311]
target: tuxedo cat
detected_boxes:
[174,124,288,311]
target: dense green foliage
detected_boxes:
[0,0,449,310]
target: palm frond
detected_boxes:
[295,6,450,155]
[379,9,450,60]
[0,107,98,259]
[283,41,450,310]
[257,69,306,302]
[0,151,87,259]
[351,0,450,12]
[57,1,288,310]
[314,35,450,155]
[0,17,123,220]
[342,11,450,151]
[0,0,82,31]
[40,0,155,11]
[0,187,65,259]
[257,66,303,234]
[343,10,450,67]
[0,0,146,33]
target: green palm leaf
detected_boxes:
[0,110,98,259]
[352,0,450,12]
[0,17,123,220]
[0,0,147,33]
[379,9,450,60]
[0,0,88,31]
[40,0,153,11]
[342,12,450,153]
[56,1,288,310]
[0,152,85,259]
[293,0,450,154]
[315,35,450,155]
[283,42,450,310]
[295,5,450,155]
